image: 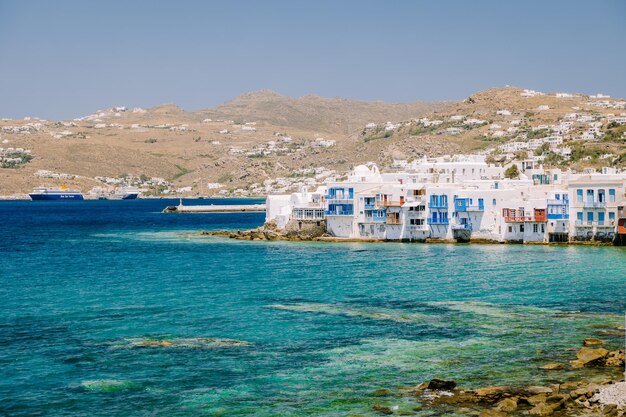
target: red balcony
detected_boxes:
[502,208,546,223]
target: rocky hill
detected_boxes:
[0,87,624,198]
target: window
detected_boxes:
[533,224,538,233]
[586,189,594,203]
[508,226,512,233]
[520,224,524,232]
[541,224,545,233]
[609,189,616,202]
[598,212,605,225]
[576,189,583,203]
[492,198,497,206]
[598,189,605,203]
[587,212,594,223]
[609,212,615,221]
[577,212,583,221]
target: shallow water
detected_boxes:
[0,199,624,416]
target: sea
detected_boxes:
[0,198,624,416]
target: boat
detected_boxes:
[29,186,84,201]
[109,186,140,200]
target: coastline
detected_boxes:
[371,337,625,417]
[199,225,618,246]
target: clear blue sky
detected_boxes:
[1,0,625,119]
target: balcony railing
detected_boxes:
[466,204,484,212]
[376,200,403,207]
[547,214,570,220]
[575,220,615,227]
[427,218,449,225]
[598,220,616,227]
[452,223,472,230]
[291,210,325,220]
[325,209,354,216]
[365,215,386,222]
[406,211,426,217]
[363,203,376,209]
[583,201,606,208]
[547,199,569,206]
[428,202,448,209]
[385,218,402,225]
[408,225,428,231]
[504,216,536,223]
[325,197,353,204]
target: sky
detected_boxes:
[0,0,625,119]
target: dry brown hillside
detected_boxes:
[200,90,447,134]
[0,87,624,198]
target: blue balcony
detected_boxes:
[427,217,449,225]
[456,204,484,212]
[326,203,354,216]
[325,209,354,216]
[326,197,353,204]
[547,213,570,220]
[428,202,448,209]
[364,203,376,209]
[455,197,484,212]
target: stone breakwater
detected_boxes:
[369,339,624,417]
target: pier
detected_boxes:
[163,201,266,213]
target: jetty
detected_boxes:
[163,200,266,213]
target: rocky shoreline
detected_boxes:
[365,337,625,417]
[199,222,616,246]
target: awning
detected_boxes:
[402,200,425,208]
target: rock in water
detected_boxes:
[495,397,518,412]
[528,402,556,416]
[427,379,457,390]
[574,347,609,366]
[583,337,604,346]
[372,404,393,415]
[540,363,564,370]
[372,388,392,397]
[604,350,625,367]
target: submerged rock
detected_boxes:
[80,379,141,393]
[372,403,393,415]
[372,388,393,397]
[123,337,252,349]
[583,337,604,346]
[540,362,564,370]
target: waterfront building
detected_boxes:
[265,156,626,244]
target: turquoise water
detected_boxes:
[1,199,625,416]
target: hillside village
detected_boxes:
[0,86,624,199]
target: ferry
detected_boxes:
[29,186,84,201]
[110,186,140,200]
